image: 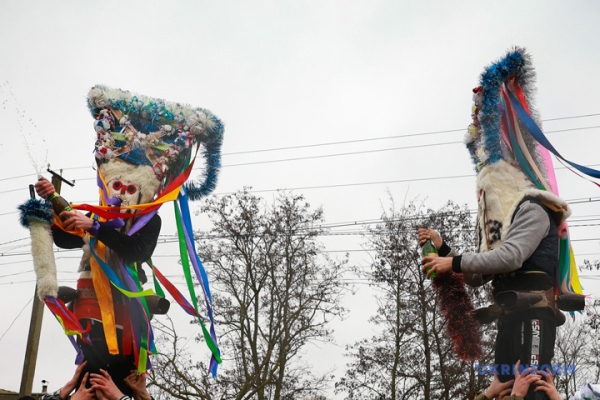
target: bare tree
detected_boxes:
[553,296,600,399]
[336,200,495,400]
[149,190,346,400]
[148,317,226,400]
[553,314,589,399]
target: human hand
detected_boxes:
[417,228,442,249]
[71,373,97,400]
[498,387,512,400]
[421,255,452,278]
[95,390,108,400]
[511,360,541,397]
[534,370,561,400]
[90,369,124,400]
[60,211,94,231]
[124,370,151,400]
[59,361,88,399]
[34,177,56,198]
[484,373,514,399]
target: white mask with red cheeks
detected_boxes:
[106,178,141,207]
[99,158,161,210]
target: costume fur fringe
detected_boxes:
[29,220,58,299]
[18,199,58,299]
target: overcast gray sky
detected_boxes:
[1,1,600,397]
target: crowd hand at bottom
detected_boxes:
[534,370,561,400]
[57,361,88,400]
[124,371,152,400]
[510,360,541,397]
[71,373,96,400]
[498,389,512,400]
[484,373,514,400]
[89,369,126,400]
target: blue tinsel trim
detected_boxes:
[466,141,478,169]
[478,49,526,165]
[185,114,224,201]
[18,198,53,228]
[88,86,225,199]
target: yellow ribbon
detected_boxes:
[569,244,583,294]
[90,241,119,355]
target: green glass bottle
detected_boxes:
[422,238,438,279]
[47,192,73,220]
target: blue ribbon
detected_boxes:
[178,189,213,304]
[500,94,544,190]
[176,188,220,376]
[507,90,600,179]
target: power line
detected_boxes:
[0,199,598,253]
[0,270,34,278]
[224,128,466,156]
[0,296,32,343]
[2,235,600,271]
[0,173,40,183]
[223,115,600,156]
[0,237,30,247]
[571,238,600,243]
[218,125,600,169]
[234,174,474,194]
[1,114,599,183]
[0,260,35,267]
[2,158,598,204]
[543,113,600,122]
[1,196,600,258]
[0,248,80,258]
[220,141,464,168]
[0,129,598,220]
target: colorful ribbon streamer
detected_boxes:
[506,89,600,180]
[173,199,222,373]
[43,140,221,374]
[503,88,586,296]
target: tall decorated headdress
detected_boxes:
[43,86,224,376]
[466,47,600,299]
[88,85,223,204]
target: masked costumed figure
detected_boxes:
[30,86,223,396]
[420,48,587,400]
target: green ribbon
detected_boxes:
[174,201,221,363]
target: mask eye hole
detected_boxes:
[126,184,137,194]
[112,180,123,190]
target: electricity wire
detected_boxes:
[223,116,600,156]
[0,114,597,183]
[0,296,33,344]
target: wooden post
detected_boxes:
[18,290,45,396]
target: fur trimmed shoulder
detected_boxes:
[521,188,571,224]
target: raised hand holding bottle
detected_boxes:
[420,228,438,279]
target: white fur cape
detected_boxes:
[476,159,570,252]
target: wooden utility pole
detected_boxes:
[18,174,63,397]
[18,290,45,396]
